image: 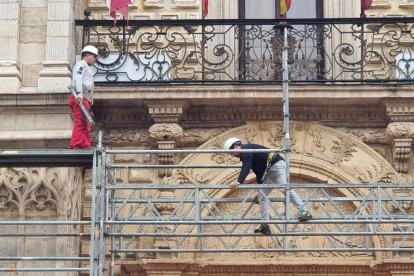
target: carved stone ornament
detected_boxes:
[0,167,81,217]
[149,123,183,142]
[386,122,414,173]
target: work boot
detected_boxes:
[297,210,312,221]
[254,225,271,235]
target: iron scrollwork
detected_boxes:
[76,18,414,84]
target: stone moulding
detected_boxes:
[122,259,414,275]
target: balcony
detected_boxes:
[75,17,414,86]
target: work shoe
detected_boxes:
[254,225,271,235]
[297,210,312,221]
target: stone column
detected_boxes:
[38,0,75,92]
[0,0,22,92]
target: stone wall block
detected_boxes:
[15,114,35,130]
[0,114,16,130]
[22,64,42,87]
[0,21,19,37]
[35,114,72,130]
[45,37,71,60]
[21,7,48,26]
[0,2,20,20]
[21,0,47,8]
[19,44,46,64]
[47,2,71,21]
[46,21,70,37]
[0,37,19,60]
[20,26,47,43]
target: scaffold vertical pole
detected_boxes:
[98,149,107,276]
[92,131,103,276]
[282,26,290,249]
[110,169,117,276]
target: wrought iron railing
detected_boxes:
[75,17,414,85]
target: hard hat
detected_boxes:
[224,137,241,150]
[82,45,98,56]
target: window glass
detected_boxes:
[288,0,317,18]
[245,0,275,19]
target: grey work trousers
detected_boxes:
[257,160,304,224]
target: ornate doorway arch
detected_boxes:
[164,122,399,262]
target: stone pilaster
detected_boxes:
[146,100,187,177]
[38,0,74,92]
[0,0,22,92]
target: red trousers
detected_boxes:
[69,94,91,149]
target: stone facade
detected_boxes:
[1,0,414,275]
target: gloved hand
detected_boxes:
[229,181,240,191]
[75,92,83,106]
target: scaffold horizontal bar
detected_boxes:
[108,232,414,237]
[109,164,242,168]
[0,149,94,167]
[109,196,414,203]
[0,268,89,272]
[113,248,414,253]
[106,149,284,154]
[0,221,90,225]
[0,257,89,261]
[0,233,91,237]
[105,219,414,224]
[113,214,413,221]
[104,183,414,189]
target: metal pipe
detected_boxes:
[0,268,89,272]
[103,183,414,189]
[110,169,116,276]
[113,248,414,253]
[0,257,89,261]
[0,221,89,225]
[0,233,90,237]
[109,164,242,169]
[107,232,414,237]
[89,150,98,276]
[107,149,283,154]
[103,219,414,225]
[108,196,414,203]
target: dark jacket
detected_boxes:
[237,144,283,184]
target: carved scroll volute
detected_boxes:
[386,122,414,173]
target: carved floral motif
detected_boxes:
[149,123,183,142]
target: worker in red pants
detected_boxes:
[69,45,98,149]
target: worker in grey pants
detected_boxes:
[224,137,312,235]
[259,160,306,223]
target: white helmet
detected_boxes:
[224,137,241,150]
[82,45,98,56]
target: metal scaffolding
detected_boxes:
[1,26,414,276]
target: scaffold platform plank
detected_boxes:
[0,149,94,167]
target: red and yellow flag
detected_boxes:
[202,0,208,18]
[110,0,131,26]
[280,0,292,19]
